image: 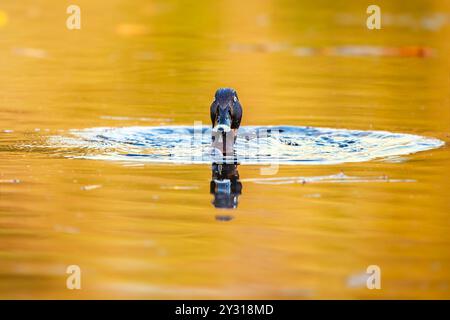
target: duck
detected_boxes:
[210,88,243,155]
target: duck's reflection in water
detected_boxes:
[210,163,242,219]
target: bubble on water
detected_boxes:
[45,125,444,165]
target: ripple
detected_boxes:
[47,125,444,165]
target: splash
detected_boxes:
[47,125,444,165]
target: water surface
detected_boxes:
[1,0,450,299]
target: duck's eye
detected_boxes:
[233,96,237,102]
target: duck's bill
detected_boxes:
[212,124,231,133]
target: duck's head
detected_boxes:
[210,88,243,134]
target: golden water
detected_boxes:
[0,0,449,299]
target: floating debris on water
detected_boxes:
[320,46,434,58]
[12,47,48,59]
[229,42,289,54]
[53,224,80,234]
[121,163,145,167]
[335,12,450,32]
[304,193,322,198]
[100,115,173,122]
[81,184,102,191]
[379,156,407,163]
[240,173,416,185]
[216,215,234,222]
[0,179,21,184]
[160,185,199,190]
[230,42,435,58]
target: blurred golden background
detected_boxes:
[0,0,449,299]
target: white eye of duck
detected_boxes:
[233,96,237,102]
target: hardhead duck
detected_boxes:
[210,88,243,155]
